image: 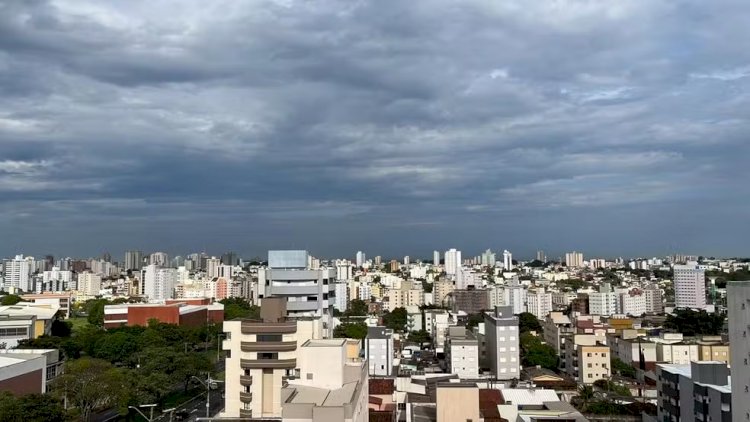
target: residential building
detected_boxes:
[526,287,552,320]
[21,293,74,319]
[206,257,221,279]
[480,249,495,267]
[657,362,731,422]
[355,251,365,268]
[77,271,102,297]
[425,309,455,353]
[728,281,750,420]
[563,334,610,384]
[504,276,527,315]
[386,280,423,312]
[565,251,584,268]
[543,312,573,363]
[644,284,664,314]
[433,250,440,266]
[445,327,479,378]
[487,285,505,308]
[333,282,348,312]
[256,250,335,337]
[484,306,520,380]
[141,264,178,302]
[125,250,143,270]
[444,248,461,277]
[3,255,31,292]
[536,250,546,263]
[674,262,706,309]
[436,383,480,422]
[495,388,587,421]
[503,250,513,271]
[0,349,63,394]
[589,283,617,316]
[365,326,394,377]
[41,267,72,292]
[452,287,488,314]
[149,252,169,267]
[618,288,647,316]
[433,279,454,308]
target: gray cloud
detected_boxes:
[0,0,749,259]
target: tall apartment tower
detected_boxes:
[2,255,31,292]
[124,251,143,270]
[728,281,750,420]
[536,250,546,263]
[503,250,513,271]
[565,251,584,268]
[673,262,706,309]
[433,250,440,266]
[141,264,177,302]
[255,250,335,338]
[355,251,365,268]
[444,248,461,276]
[149,252,169,267]
[365,326,394,376]
[484,306,520,380]
[206,257,222,279]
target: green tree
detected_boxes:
[0,392,67,422]
[50,319,72,337]
[576,385,595,412]
[518,312,542,333]
[347,299,369,316]
[219,297,260,320]
[408,330,430,344]
[86,299,107,327]
[383,307,408,332]
[333,322,368,339]
[466,313,484,330]
[52,358,127,422]
[664,308,726,336]
[594,379,632,396]
[0,294,22,306]
[611,357,636,378]
[173,353,214,392]
[520,332,558,370]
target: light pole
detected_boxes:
[128,403,157,421]
[162,407,176,422]
[191,374,224,418]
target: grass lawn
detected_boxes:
[67,316,91,333]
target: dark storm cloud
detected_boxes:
[0,0,749,259]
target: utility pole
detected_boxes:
[128,404,157,421]
[191,374,224,418]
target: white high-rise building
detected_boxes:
[503,250,513,271]
[42,267,72,291]
[206,257,221,279]
[355,251,365,268]
[3,255,31,292]
[366,326,394,376]
[481,249,496,267]
[125,250,143,270]
[674,262,706,310]
[403,256,410,266]
[142,264,178,302]
[149,252,169,267]
[589,283,618,316]
[335,259,353,281]
[77,271,102,296]
[444,248,461,276]
[728,281,750,420]
[503,277,527,315]
[565,252,584,268]
[433,250,440,266]
[526,287,552,320]
[484,306,520,380]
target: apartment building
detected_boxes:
[452,287,488,314]
[365,326,394,377]
[445,326,479,378]
[563,334,610,384]
[484,306,520,380]
[728,280,750,420]
[657,361,731,422]
[542,312,573,365]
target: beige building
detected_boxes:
[386,280,424,311]
[280,339,368,422]
[697,337,730,364]
[436,383,480,422]
[433,279,454,307]
[221,297,326,419]
[564,335,611,384]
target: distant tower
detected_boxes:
[355,251,366,268]
[433,250,440,265]
[503,250,513,271]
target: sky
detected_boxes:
[1,0,749,261]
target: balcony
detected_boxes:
[239,408,252,418]
[241,358,297,369]
[242,341,297,352]
[240,375,253,386]
[241,321,297,335]
[240,392,253,403]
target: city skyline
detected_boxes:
[1,1,749,257]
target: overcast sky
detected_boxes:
[1,0,749,261]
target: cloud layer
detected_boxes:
[1,0,749,259]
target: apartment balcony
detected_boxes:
[239,408,252,418]
[241,358,297,369]
[241,321,297,335]
[240,375,253,386]
[240,392,253,403]
[241,341,297,352]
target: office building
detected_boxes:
[484,306,520,380]
[355,251,365,268]
[256,250,335,337]
[365,326,394,377]
[729,281,750,420]
[674,262,706,309]
[565,251,584,268]
[657,361,731,422]
[445,327,479,378]
[125,250,143,270]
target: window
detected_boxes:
[257,334,282,342]
[587,353,592,357]
[258,353,279,360]
[307,373,313,380]
[587,363,592,368]
[588,374,593,378]
[602,353,606,357]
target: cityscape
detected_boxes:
[0,249,747,421]
[2,0,749,422]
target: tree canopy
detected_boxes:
[219,297,260,320]
[0,294,22,306]
[382,307,408,332]
[346,299,369,317]
[518,312,542,333]
[0,392,67,422]
[333,321,368,339]
[519,332,558,371]
[664,308,725,336]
